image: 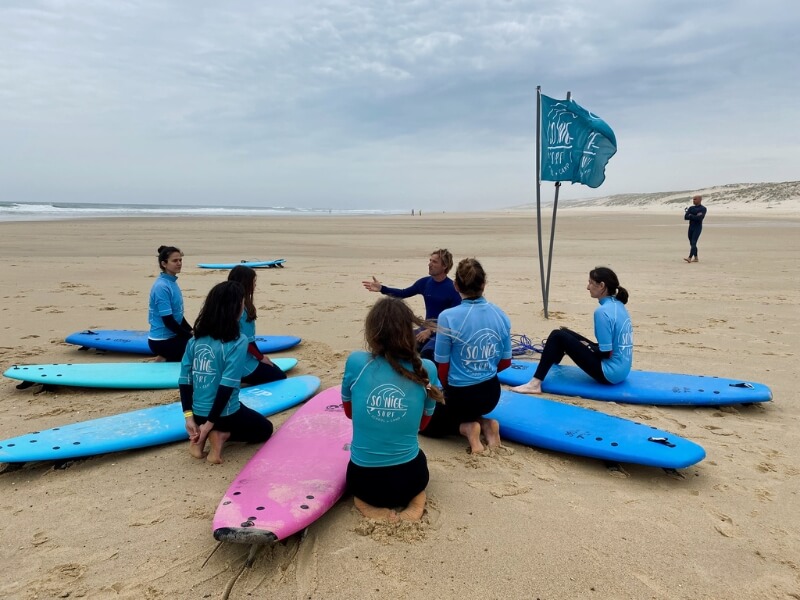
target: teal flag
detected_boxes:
[540,95,617,188]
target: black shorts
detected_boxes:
[420,375,501,438]
[192,404,273,444]
[346,450,429,508]
[148,336,189,362]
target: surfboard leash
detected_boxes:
[511,333,545,356]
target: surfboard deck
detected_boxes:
[213,385,351,544]
[487,390,706,469]
[197,259,285,269]
[4,358,297,389]
[65,329,301,355]
[0,375,320,464]
[497,360,772,406]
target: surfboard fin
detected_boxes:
[648,436,676,448]
[729,382,754,389]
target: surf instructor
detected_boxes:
[148,245,193,362]
[362,248,461,360]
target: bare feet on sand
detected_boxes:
[479,418,501,449]
[460,421,485,454]
[354,497,399,522]
[399,492,426,522]
[188,441,206,459]
[206,430,231,464]
[510,380,543,395]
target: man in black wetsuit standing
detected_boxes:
[684,195,707,263]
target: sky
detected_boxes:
[1,0,797,211]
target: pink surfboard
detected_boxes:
[213,386,351,544]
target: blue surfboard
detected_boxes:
[0,375,320,464]
[197,259,285,269]
[487,390,706,469]
[4,358,298,389]
[497,360,772,406]
[65,329,301,355]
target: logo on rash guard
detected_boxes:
[366,384,407,422]
[617,319,633,361]
[459,328,503,374]
[193,344,217,389]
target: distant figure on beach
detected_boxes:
[684,195,707,262]
[420,258,512,454]
[342,297,443,521]
[180,281,273,464]
[227,265,287,386]
[148,245,193,361]
[362,249,461,360]
[512,267,633,395]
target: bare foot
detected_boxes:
[153,355,167,363]
[188,441,206,459]
[510,379,543,395]
[206,430,231,464]
[691,258,699,262]
[399,491,426,521]
[354,497,399,522]
[459,421,484,454]
[479,418,501,449]
[683,257,691,263]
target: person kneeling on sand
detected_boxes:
[342,297,443,521]
[420,258,512,454]
[179,281,274,464]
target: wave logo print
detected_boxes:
[459,328,503,374]
[617,318,634,361]
[192,344,216,389]
[365,384,407,423]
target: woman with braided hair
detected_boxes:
[341,296,443,521]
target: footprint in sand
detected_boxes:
[709,510,737,538]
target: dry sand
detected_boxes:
[0,209,798,599]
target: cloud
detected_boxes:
[1,0,798,209]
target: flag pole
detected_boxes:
[535,86,548,318]
[543,90,570,313]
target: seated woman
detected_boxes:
[179,281,274,464]
[227,265,287,385]
[511,266,633,395]
[421,258,513,454]
[148,245,193,362]
[342,297,443,522]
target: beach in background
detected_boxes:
[0,208,798,599]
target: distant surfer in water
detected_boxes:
[147,245,193,361]
[180,281,274,464]
[511,267,633,395]
[227,265,287,385]
[362,248,461,361]
[420,258,512,454]
[342,297,443,521]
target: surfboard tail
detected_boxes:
[213,527,278,545]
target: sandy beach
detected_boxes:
[0,209,798,599]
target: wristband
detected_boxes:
[183,410,193,418]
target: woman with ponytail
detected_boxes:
[512,266,633,395]
[342,297,443,522]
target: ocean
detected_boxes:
[0,201,406,223]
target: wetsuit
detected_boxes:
[685,204,707,260]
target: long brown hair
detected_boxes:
[228,265,257,321]
[364,297,444,403]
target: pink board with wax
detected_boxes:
[212,386,351,544]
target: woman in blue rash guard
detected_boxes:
[227,265,287,385]
[147,245,193,362]
[342,297,443,522]
[421,258,513,455]
[511,266,633,395]
[179,281,273,464]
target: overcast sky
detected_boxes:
[1,1,797,211]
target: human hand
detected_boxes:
[196,420,214,450]
[362,276,382,292]
[185,416,199,440]
[415,328,432,343]
[261,356,275,367]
